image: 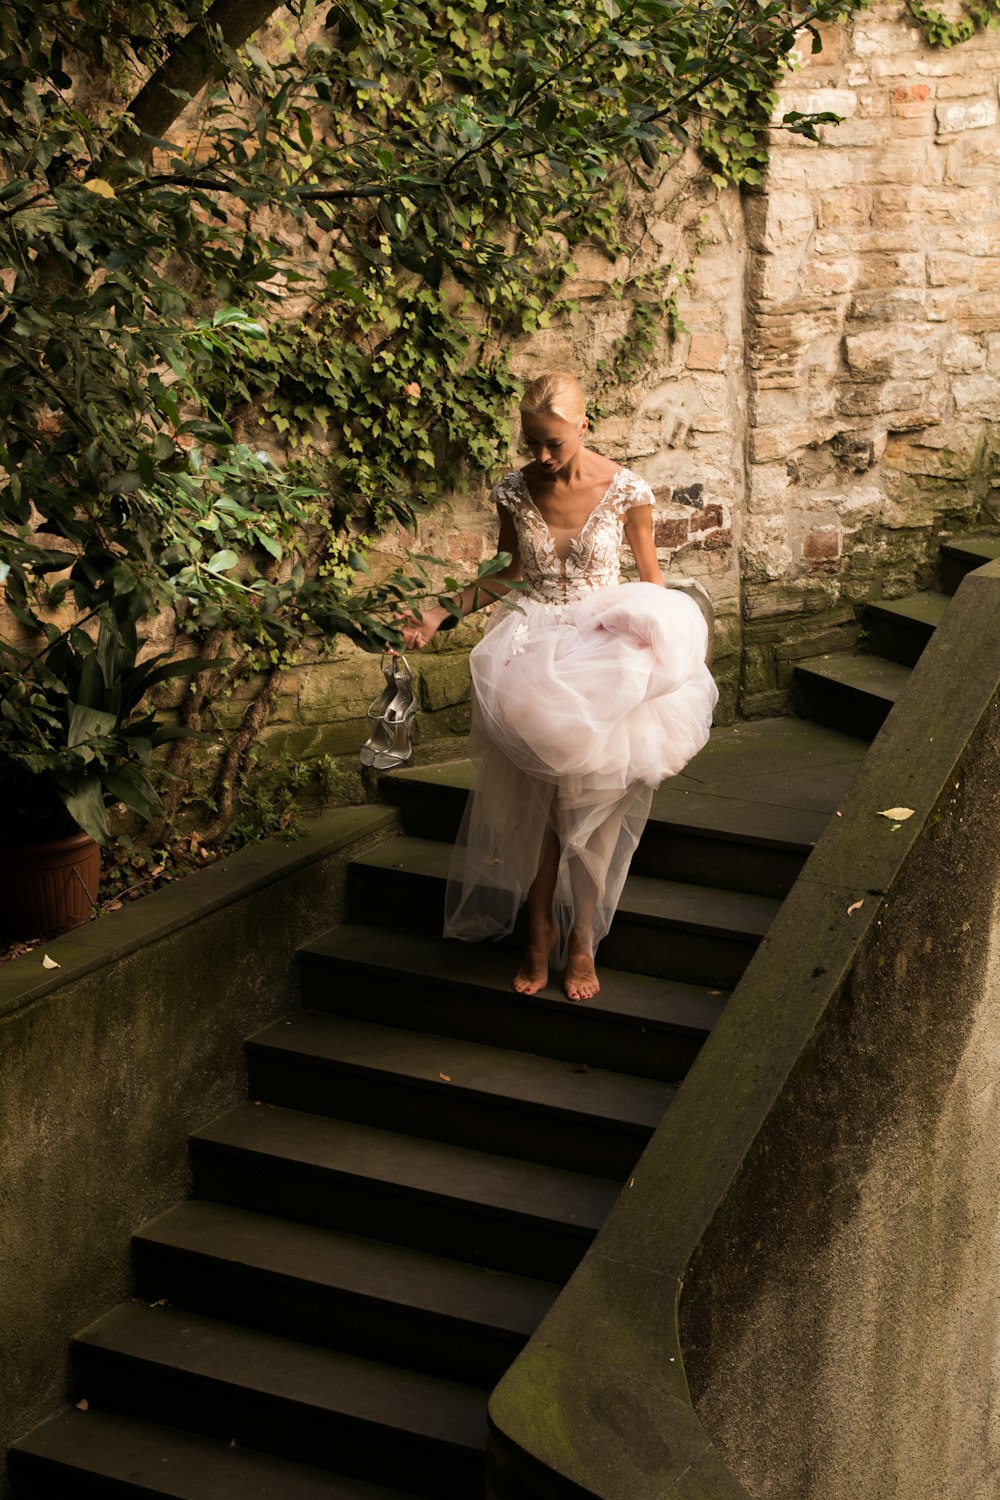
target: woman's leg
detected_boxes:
[513,824,560,995]
[564,879,601,1002]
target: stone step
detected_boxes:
[381,760,821,898]
[791,652,910,741]
[347,836,779,990]
[247,1012,674,1179]
[190,1103,619,1282]
[133,1200,556,1387]
[10,1406,423,1499]
[861,589,949,668]
[939,534,1000,595]
[298,924,725,1083]
[69,1303,487,1500]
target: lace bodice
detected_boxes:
[492,467,654,605]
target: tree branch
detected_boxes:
[114,0,288,163]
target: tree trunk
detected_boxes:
[119,0,288,159]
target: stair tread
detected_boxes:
[864,590,949,629]
[135,1199,558,1337]
[248,1013,675,1128]
[794,652,911,700]
[388,759,827,850]
[940,535,1000,563]
[353,836,780,938]
[13,1407,421,1499]
[193,1104,619,1233]
[301,924,727,1035]
[76,1303,489,1453]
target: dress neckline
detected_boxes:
[515,466,627,540]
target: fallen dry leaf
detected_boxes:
[706,989,722,996]
[75,1398,89,1411]
[569,1064,588,1074]
[877,807,914,821]
[847,899,865,916]
[41,954,60,969]
[439,1072,451,1082]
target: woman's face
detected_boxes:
[521,408,588,475]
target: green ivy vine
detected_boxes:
[907,0,1000,45]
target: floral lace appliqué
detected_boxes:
[492,468,653,607]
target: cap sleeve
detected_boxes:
[490,471,523,514]
[612,469,655,517]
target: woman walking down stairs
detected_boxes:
[9,536,992,1498]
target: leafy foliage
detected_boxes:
[907,0,1000,46]
[0,0,850,841]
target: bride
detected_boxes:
[400,372,717,1001]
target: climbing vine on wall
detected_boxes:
[907,0,1000,46]
[0,0,856,842]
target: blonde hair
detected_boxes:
[520,372,587,425]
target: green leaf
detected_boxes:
[67,703,117,751]
[103,765,163,822]
[56,773,110,846]
[206,550,239,574]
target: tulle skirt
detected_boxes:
[443,582,718,965]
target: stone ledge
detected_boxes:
[0,805,397,1025]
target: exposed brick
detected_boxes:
[686,333,727,371]
[691,505,725,532]
[701,526,734,551]
[654,518,689,548]
[803,526,842,561]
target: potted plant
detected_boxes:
[0,597,221,937]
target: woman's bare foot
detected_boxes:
[564,938,600,1002]
[514,921,558,995]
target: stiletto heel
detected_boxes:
[359,655,397,767]
[360,653,418,771]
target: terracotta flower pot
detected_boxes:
[0,831,101,937]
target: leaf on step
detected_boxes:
[628,1176,635,1188]
[42,954,60,969]
[877,806,914,821]
[150,1298,169,1307]
[439,1072,451,1082]
[847,899,864,916]
[229,1438,238,1449]
[569,1064,588,1073]
[705,989,722,996]
[75,1398,89,1411]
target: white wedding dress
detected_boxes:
[443,467,718,965]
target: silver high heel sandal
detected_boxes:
[359,655,397,768]
[360,653,418,771]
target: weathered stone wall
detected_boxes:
[266,3,1000,764]
[8,5,1000,775]
[741,5,1000,711]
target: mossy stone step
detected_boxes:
[190,1103,619,1281]
[11,1407,423,1499]
[71,1303,487,1500]
[298,923,725,1083]
[862,590,949,668]
[347,835,779,989]
[940,534,1000,594]
[792,652,911,741]
[133,1199,557,1386]
[246,1012,674,1178]
[381,746,833,896]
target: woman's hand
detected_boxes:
[398,604,449,650]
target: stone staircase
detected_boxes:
[9,535,996,1499]
[793,534,1000,739]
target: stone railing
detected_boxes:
[488,560,1000,1499]
[0,804,396,1498]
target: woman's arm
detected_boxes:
[400,507,523,649]
[623,504,666,587]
